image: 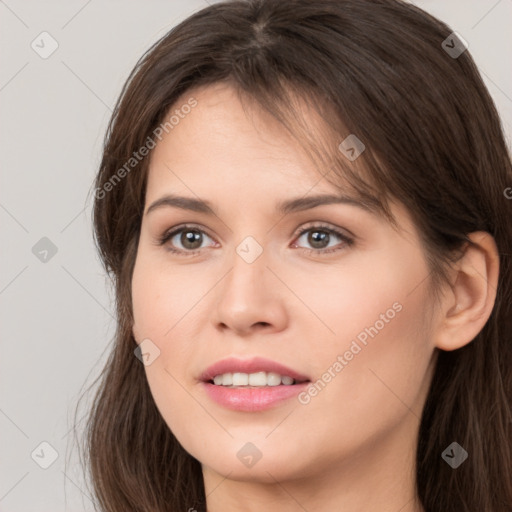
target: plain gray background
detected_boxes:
[1,1,511,510]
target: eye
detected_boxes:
[156,222,354,257]
[291,223,354,255]
[157,224,217,256]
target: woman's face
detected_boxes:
[131,82,438,484]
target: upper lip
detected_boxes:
[199,357,310,383]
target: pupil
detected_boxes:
[182,230,202,249]
[309,231,329,248]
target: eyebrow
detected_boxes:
[145,193,379,217]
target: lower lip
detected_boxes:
[201,382,310,412]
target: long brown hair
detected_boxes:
[78,0,512,510]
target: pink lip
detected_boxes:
[201,381,310,412]
[199,357,311,413]
[199,357,310,383]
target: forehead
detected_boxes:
[142,82,411,237]
[146,82,335,195]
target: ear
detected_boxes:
[434,231,499,351]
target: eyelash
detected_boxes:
[156,222,354,257]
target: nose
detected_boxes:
[213,244,288,337]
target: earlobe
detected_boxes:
[435,231,499,351]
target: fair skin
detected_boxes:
[131,82,499,512]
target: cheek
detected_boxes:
[131,251,212,404]
[302,279,434,437]
[291,245,434,417]
[131,250,210,340]
[131,254,205,437]
[279,241,430,352]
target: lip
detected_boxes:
[199,357,311,413]
[199,356,310,383]
[201,381,310,412]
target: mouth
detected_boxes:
[199,356,310,387]
[198,357,311,411]
[206,371,309,388]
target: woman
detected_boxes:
[82,0,512,510]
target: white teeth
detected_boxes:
[232,372,249,386]
[266,372,282,386]
[248,371,267,386]
[211,371,297,387]
[281,376,294,385]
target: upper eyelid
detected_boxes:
[164,221,348,237]
[164,223,216,242]
[296,222,352,237]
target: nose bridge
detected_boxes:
[213,232,287,334]
[224,234,268,298]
